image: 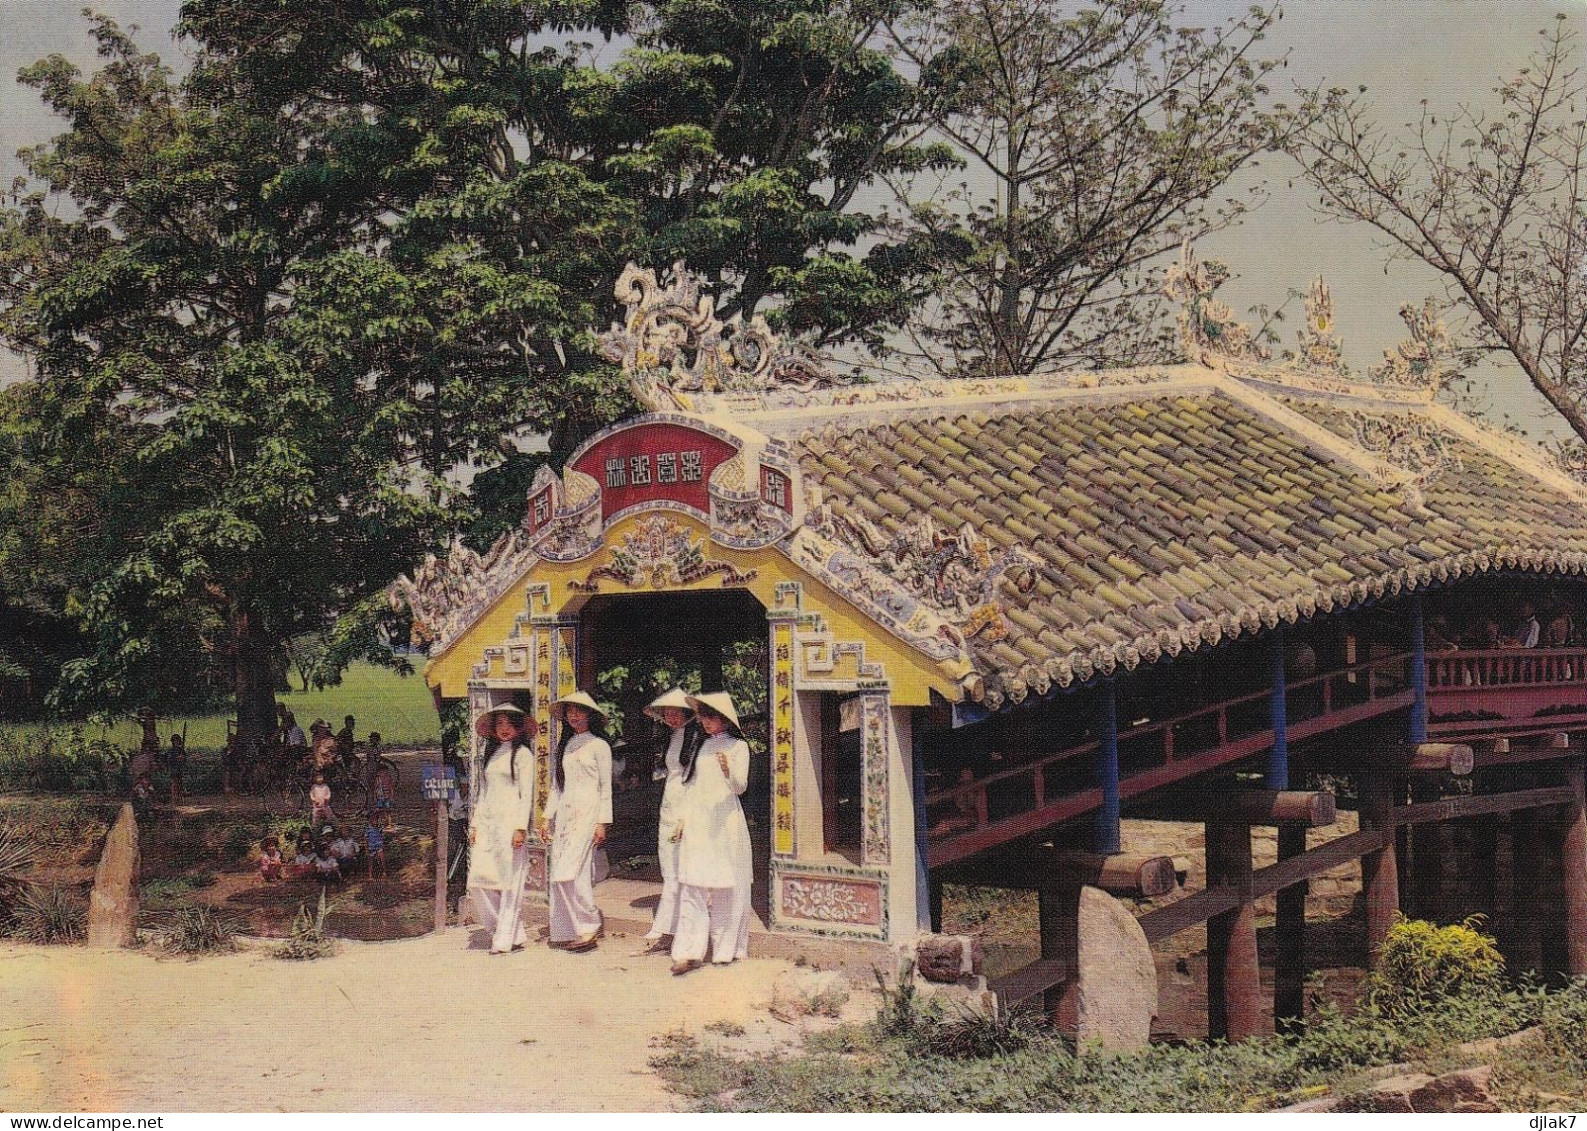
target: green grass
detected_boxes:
[3,662,440,752]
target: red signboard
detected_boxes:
[571,422,739,521]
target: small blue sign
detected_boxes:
[421,763,458,801]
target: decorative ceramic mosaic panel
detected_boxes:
[860,693,890,866]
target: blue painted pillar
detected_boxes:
[1094,680,1121,854]
[1410,592,1428,744]
[1268,627,1289,790]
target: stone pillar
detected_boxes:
[87,803,140,948]
[1205,821,1261,1041]
[1359,772,1400,965]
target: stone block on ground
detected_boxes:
[770,970,850,1019]
[1364,1073,1435,1113]
[914,933,982,982]
[1074,885,1158,1053]
[87,803,140,949]
[1410,1066,1500,1114]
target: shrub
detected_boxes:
[161,905,238,955]
[14,884,85,944]
[275,891,337,961]
[911,1006,1042,1060]
[0,728,127,793]
[1291,1001,1407,1073]
[0,822,36,909]
[1365,915,1505,1019]
[1539,977,1587,1071]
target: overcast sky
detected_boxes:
[0,0,1581,441]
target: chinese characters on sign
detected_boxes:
[571,422,738,521]
[532,629,553,830]
[772,623,796,856]
[604,451,707,489]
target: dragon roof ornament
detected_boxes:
[1369,297,1455,393]
[598,261,853,411]
[390,530,538,654]
[1163,242,1270,366]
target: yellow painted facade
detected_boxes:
[424,511,964,705]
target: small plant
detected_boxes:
[162,904,238,955]
[14,884,85,944]
[911,1004,1039,1060]
[0,822,36,911]
[1365,915,1505,1020]
[275,890,337,961]
[704,1019,747,1038]
[1539,977,1587,1071]
[874,962,928,1037]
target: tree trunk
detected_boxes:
[231,605,278,754]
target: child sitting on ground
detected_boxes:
[312,839,342,884]
[289,832,315,881]
[364,813,387,880]
[329,825,360,873]
[309,771,333,825]
[259,835,284,882]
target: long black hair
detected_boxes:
[554,711,609,791]
[484,711,529,784]
[676,719,708,785]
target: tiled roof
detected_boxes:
[769,370,1587,709]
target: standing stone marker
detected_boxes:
[1074,885,1158,1052]
[87,803,140,948]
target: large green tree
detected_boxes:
[0,3,938,736]
[888,0,1286,376]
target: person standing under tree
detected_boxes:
[540,692,612,954]
[641,688,701,950]
[669,692,753,976]
[466,704,537,955]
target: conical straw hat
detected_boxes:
[474,702,528,739]
[550,690,607,724]
[686,692,741,733]
[645,688,695,723]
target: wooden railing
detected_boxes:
[1427,648,1587,688]
[926,652,1414,863]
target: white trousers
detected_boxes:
[470,863,529,954]
[671,882,751,964]
[646,836,682,939]
[548,865,602,943]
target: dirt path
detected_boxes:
[0,930,814,1112]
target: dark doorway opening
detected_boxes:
[579,588,770,924]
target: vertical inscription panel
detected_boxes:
[772,622,796,856]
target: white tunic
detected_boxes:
[657,727,687,846]
[467,741,532,891]
[676,734,751,890]
[547,731,613,885]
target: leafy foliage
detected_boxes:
[275,890,337,961]
[160,904,240,956]
[888,0,1290,375]
[1365,914,1506,1019]
[0,728,127,793]
[13,884,85,944]
[0,822,36,916]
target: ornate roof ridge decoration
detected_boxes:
[390,529,539,655]
[1369,297,1455,393]
[1294,277,1348,376]
[1163,242,1270,366]
[802,503,1039,653]
[1422,401,1587,504]
[969,547,1587,712]
[598,261,853,412]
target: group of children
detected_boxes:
[259,815,389,884]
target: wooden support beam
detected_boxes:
[1475,738,1581,770]
[1561,765,1587,978]
[1037,884,1079,1025]
[1406,743,1474,775]
[1274,824,1306,1033]
[1512,810,1545,977]
[948,849,1178,898]
[1394,786,1574,827]
[1132,789,1336,827]
[990,958,1070,1008]
[1140,828,1389,944]
[1206,822,1261,1041]
[1360,772,1400,966]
